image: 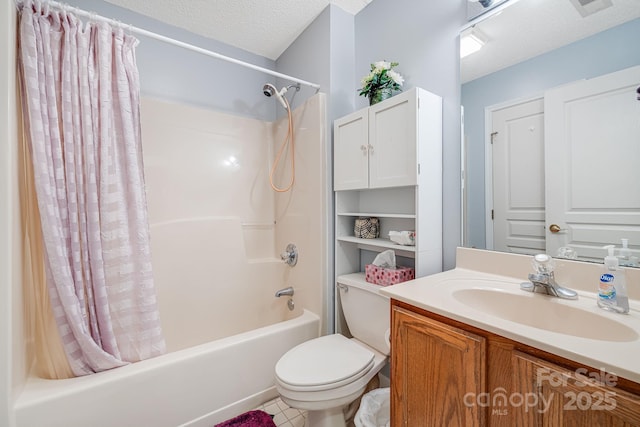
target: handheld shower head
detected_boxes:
[262,83,289,110]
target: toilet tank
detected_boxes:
[338,279,390,355]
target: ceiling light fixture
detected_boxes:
[460,28,486,58]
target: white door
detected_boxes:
[334,109,369,190]
[545,66,640,262]
[491,97,546,255]
[368,91,417,188]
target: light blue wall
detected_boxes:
[64,0,278,121]
[462,19,640,249]
[275,7,331,114]
[276,5,355,121]
[328,7,357,120]
[355,0,467,270]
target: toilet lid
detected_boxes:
[275,335,374,390]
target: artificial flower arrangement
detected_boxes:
[359,61,404,105]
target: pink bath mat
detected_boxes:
[214,410,277,427]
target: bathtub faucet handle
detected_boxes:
[280,243,298,267]
[275,286,294,298]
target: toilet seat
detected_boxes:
[275,334,375,392]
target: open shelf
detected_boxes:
[336,236,416,254]
[337,212,416,219]
[336,236,416,259]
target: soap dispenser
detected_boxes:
[597,245,629,314]
[619,238,637,267]
[619,239,631,260]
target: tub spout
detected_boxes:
[275,287,294,298]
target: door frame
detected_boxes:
[484,92,544,250]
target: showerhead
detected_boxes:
[262,83,289,110]
[263,83,276,97]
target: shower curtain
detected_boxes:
[18,0,166,376]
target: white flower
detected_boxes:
[358,60,403,99]
[388,70,404,86]
[373,61,391,72]
[361,73,374,86]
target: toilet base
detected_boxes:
[306,406,347,427]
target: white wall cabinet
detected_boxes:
[334,89,420,191]
[334,88,443,331]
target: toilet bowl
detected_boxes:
[274,280,390,427]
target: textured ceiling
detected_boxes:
[103,0,639,78]
[103,0,373,60]
[461,0,640,83]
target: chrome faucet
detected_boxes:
[275,286,294,298]
[520,254,578,299]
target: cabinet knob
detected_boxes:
[368,144,374,154]
[360,145,368,154]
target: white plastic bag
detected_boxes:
[354,387,390,427]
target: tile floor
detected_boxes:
[255,397,307,427]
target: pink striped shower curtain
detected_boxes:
[18,0,166,376]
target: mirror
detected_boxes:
[466,0,510,21]
[461,0,640,265]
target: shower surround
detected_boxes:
[142,94,327,346]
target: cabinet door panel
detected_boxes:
[334,110,369,190]
[369,93,417,188]
[512,351,640,426]
[392,306,486,426]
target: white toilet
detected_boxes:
[275,280,390,427]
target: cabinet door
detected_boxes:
[512,351,640,426]
[391,306,486,426]
[334,109,369,190]
[368,91,417,188]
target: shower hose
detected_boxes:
[269,97,295,192]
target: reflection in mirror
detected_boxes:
[460,0,640,265]
[466,0,510,22]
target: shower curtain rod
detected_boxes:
[29,0,322,91]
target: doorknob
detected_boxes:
[549,224,563,233]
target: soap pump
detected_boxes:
[619,238,631,262]
[619,238,637,267]
[597,245,629,314]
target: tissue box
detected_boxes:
[365,264,415,286]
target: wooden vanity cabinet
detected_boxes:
[391,305,486,426]
[390,300,640,427]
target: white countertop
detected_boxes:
[380,250,640,385]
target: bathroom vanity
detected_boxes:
[382,248,640,426]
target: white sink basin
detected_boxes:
[452,287,638,342]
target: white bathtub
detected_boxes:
[14,309,319,427]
